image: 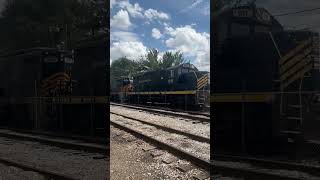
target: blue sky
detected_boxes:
[110,0,210,71]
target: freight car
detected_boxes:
[213,4,320,154]
[111,63,210,110]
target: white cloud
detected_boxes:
[118,0,144,18]
[111,31,140,42]
[144,9,170,21]
[110,41,148,62]
[111,1,171,25]
[164,26,175,35]
[202,5,210,16]
[151,28,162,39]
[110,0,116,9]
[110,9,132,30]
[180,0,203,13]
[164,25,210,71]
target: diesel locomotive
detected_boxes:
[111,63,210,110]
[0,38,108,137]
[213,4,320,153]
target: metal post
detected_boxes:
[165,93,166,108]
[299,77,304,128]
[241,81,246,153]
[90,101,94,136]
[185,94,187,111]
[149,90,151,106]
[34,80,38,129]
[59,98,63,132]
[65,24,68,49]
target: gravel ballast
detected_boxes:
[0,163,46,180]
[0,136,108,180]
[110,126,209,180]
[111,113,210,161]
[110,105,210,138]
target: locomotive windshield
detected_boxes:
[42,51,73,78]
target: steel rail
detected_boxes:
[111,120,307,180]
[214,154,320,177]
[0,130,108,154]
[114,102,210,117]
[110,120,211,171]
[4,128,107,145]
[110,111,210,143]
[0,157,78,180]
[110,103,210,122]
[213,162,306,180]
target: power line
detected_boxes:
[274,7,320,17]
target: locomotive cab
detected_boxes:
[40,49,74,97]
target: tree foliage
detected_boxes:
[140,48,161,71]
[110,49,188,87]
[161,51,185,68]
[110,57,141,90]
[110,57,141,78]
[138,49,186,71]
[0,0,107,51]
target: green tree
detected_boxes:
[110,57,140,89]
[110,57,140,78]
[0,0,107,51]
[140,48,161,71]
[139,49,187,71]
[161,51,185,69]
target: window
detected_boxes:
[170,70,174,78]
[233,9,253,18]
[43,56,58,63]
[64,57,74,64]
[182,68,189,73]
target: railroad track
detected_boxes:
[110,102,210,117]
[111,109,320,180]
[110,112,210,171]
[0,135,108,179]
[111,115,315,180]
[5,128,107,145]
[214,154,320,177]
[0,128,108,154]
[110,102,210,122]
[110,112,209,143]
[0,157,77,180]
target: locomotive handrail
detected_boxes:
[211,91,320,103]
[279,38,312,65]
[212,91,320,95]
